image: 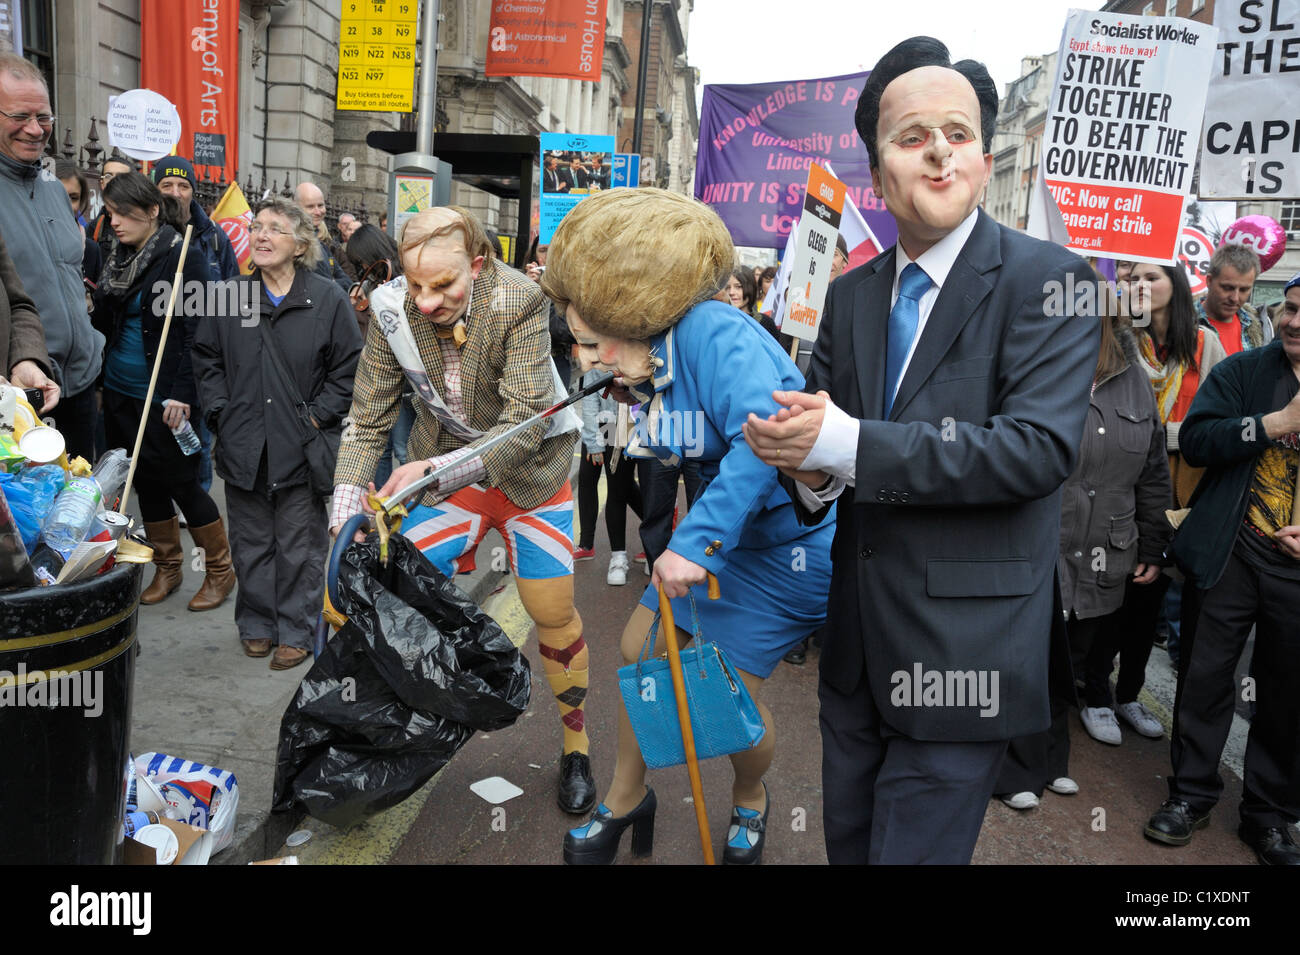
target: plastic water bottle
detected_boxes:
[171,418,200,456]
[92,448,131,511]
[40,476,103,558]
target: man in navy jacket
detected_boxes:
[1144,274,1300,865]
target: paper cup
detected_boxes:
[17,426,65,465]
[133,775,168,814]
[133,823,179,865]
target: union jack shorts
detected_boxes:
[402,481,575,580]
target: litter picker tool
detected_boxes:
[372,369,615,521]
[324,370,615,615]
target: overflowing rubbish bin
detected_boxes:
[0,561,142,863]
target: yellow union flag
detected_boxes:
[211,182,254,274]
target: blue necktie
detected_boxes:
[884,263,932,418]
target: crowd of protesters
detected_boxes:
[3,40,1299,866]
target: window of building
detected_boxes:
[1191,0,1205,13]
[1143,3,1155,15]
[1165,0,1178,16]
[1280,201,1300,237]
[19,0,55,110]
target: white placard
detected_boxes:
[1200,0,1300,198]
[106,89,182,161]
[1038,8,1217,263]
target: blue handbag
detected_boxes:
[617,591,766,769]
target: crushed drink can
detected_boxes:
[90,511,131,543]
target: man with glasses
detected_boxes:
[0,53,102,456]
[89,155,135,259]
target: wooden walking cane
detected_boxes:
[120,225,195,519]
[657,571,722,865]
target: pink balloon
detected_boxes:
[1220,215,1287,274]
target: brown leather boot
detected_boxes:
[140,517,183,604]
[187,517,237,611]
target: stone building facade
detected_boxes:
[19,0,699,240]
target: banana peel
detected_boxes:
[366,489,406,567]
[322,494,408,630]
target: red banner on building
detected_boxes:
[485,0,606,82]
[140,0,239,183]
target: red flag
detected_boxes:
[140,0,239,183]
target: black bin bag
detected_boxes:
[272,531,531,827]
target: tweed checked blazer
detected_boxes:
[335,257,576,509]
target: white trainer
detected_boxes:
[1080,706,1122,745]
[607,551,629,586]
[1047,777,1079,795]
[1116,701,1164,738]
[1001,792,1040,810]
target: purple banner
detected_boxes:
[695,71,897,251]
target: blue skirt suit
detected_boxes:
[627,299,834,678]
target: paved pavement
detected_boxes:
[126,478,508,865]
[256,481,1265,866]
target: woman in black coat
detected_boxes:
[193,197,361,669]
[93,172,233,611]
[996,291,1172,809]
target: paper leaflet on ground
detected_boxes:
[369,278,578,441]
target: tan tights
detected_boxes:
[603,604,774,816]
[516,576,588,754]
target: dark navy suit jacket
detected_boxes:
[790,209,1100,742]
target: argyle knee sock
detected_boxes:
[538,631,589,755]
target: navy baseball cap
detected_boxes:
[153,156,196,185]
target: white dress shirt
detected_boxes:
[795,209,981,508]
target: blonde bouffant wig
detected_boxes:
[541,188,734,338]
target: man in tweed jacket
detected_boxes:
[331,207,594,814]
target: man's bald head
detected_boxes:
[295,182,327,226]
[398,206,493,269]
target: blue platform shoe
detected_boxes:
[723,782,769,865]
[563,787,656,865]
